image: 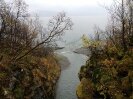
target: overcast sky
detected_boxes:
[25,0,113,17]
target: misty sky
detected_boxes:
[26,0,113,17]
[24,0,113,44]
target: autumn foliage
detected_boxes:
[0,0,72,98]
[77,0,133,99]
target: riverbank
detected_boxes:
[0,53,61,99]
[76,44,133,98]
[73,47,90,56]
[56,54,70,70]
[0,48,71,99]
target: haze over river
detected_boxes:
[40,16,107,46]
[42,16,107,99]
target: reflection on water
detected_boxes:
[56,48,88,99]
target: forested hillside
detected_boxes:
[0,0,72,98]
[77,0,133,99]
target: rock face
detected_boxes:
[55,54,70,70]
[73,47,90,56]
[0,56,61,99]
[76,48,133,99]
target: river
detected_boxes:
[55,48,88,99]
[40,16,106,99]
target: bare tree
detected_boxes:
[126,0,133,46]
[104,0,133,51]
[0,0,73,62]
[14,12,73,61]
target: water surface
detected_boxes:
[56,48,88,99]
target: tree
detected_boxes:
[14,12,73,61]
[126,0,133,45]
[104,0,133,52]
[0,0,29,52]
[0,0,73,62]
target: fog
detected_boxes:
[26,0,113,17]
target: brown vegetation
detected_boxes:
[77,0,133,99]
[0,0,73,98]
